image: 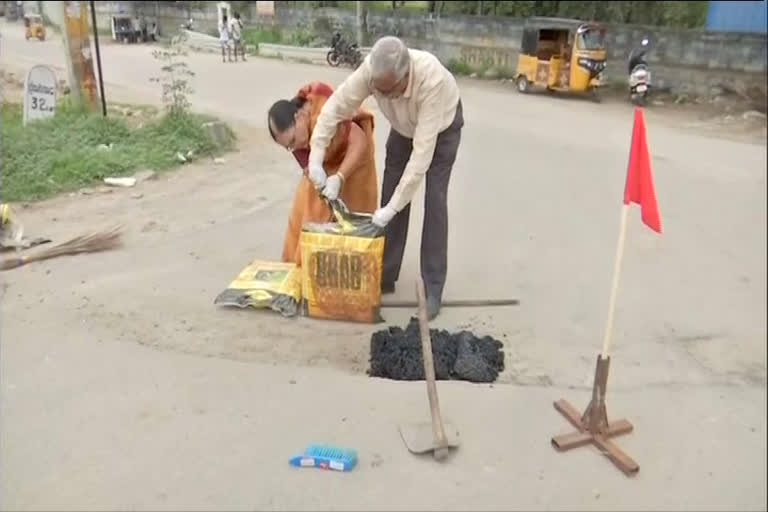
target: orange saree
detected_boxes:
[281,81,378,265]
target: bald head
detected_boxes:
[370,36,410,81]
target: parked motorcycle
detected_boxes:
[628,38,651,106]
[327,32,362,68]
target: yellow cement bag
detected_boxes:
[300,200,384,324]
[214,260,302,317]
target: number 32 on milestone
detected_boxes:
[23,65,58,126]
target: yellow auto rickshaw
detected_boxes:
[24,13,46,41]
[514,17,606,99]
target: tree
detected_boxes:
[356,0,367,46]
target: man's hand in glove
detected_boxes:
[372,205,397,228]
[321,174,343,201]
[307,162,327,190]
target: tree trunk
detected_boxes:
[477,0,483,15]
[356,1,367,46]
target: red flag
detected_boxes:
[623,107,662,233]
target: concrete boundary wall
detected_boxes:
[32,1,767,97]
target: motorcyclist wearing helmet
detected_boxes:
[628,37,651,74]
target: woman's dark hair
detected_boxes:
[268,97,307,141]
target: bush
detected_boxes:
[242,27,283,46]
[447,59,472,76]
[0,102,234,202]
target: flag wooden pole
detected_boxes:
[550,201,639,476]
[601,204,630,359]
[548,107,662,476]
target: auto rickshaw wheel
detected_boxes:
[516,76,530,94]
[589,87,602,104]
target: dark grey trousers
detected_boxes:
[381,101,464,301]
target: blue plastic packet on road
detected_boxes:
[289,443,358,472]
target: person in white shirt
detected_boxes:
[229,12,246,62]
[308,36,463,320]
[218,14,231,63]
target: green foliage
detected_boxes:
[447,59,516,79]
[446,58,472,75]
[320,0,708,28]
[1,102,233,202]
[242,26,316,48]
[242,26,284,46]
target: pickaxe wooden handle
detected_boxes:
[415,278,450,461]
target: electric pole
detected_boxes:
[60,1,83,105]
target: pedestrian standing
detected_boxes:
[309,36,463,320]
[218,14,231,63]
[230,12,246,62]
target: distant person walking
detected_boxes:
[229,12,246,62]
[218,14,231,63]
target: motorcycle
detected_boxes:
[327,32,362,68]
[628,38,651,106]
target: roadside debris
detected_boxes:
[743,110,767,120]
[104,177,137,187]
[0,204,51,251]
[289,444,358,472]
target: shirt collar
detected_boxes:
[402,56,415,99]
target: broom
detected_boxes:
[0,226,123,271]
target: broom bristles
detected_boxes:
[0,226,123,271]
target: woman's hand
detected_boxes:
[308,162,327,189]
[322,174,343,200]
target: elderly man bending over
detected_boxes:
[308,36,463,320]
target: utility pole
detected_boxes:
[59,1,100,108]
[356,1,367,47]
[60,1,83,105]
[89,0,107,116]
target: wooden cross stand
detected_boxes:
[551,354,639,475]
[551,204,640,476]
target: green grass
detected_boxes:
[242,27,283,45]
[242,26,316,49]
[335,1,429,13]
[1,101,234,202]
[447,59,516,80]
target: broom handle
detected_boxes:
[416,278,449,460]
[0,256,26,271]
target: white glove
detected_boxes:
[372,205,397,228]
[307,162,327,190]
[322,174,342,201]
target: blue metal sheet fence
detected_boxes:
[706,1,767,33]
